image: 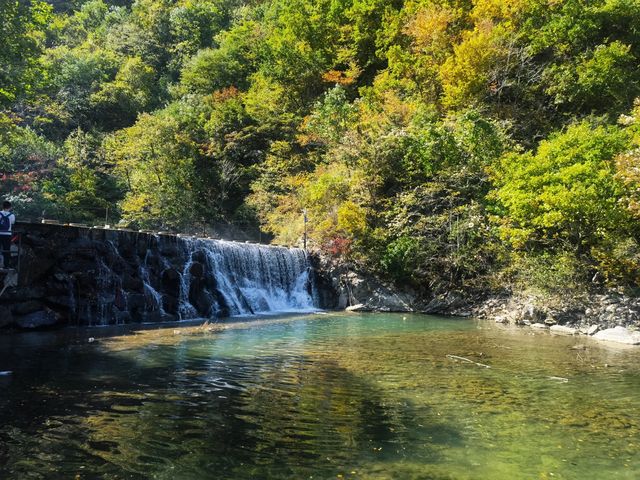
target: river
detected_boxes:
[0,312,638,479]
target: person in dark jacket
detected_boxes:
[0,201,16,269]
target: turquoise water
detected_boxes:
[0,313,639,479]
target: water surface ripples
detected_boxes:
[0,313,639,479]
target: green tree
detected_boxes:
[491,121,631,252]
[0,0,51,105]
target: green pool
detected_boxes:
[0,313,638,479]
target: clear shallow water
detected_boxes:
[0,313,639,479]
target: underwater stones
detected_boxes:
[593,326,640,345]
[59,257,93,274]
[115,311,132,323]
[191,250,207,264]
[140,311,175,323]
[159,241,180,258]
[0,286,45,303]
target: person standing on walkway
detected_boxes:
[0,201,16,269]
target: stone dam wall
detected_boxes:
[0,223,325,329]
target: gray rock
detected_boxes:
[593,326,640,345]
[550,325,577,335]
[521,304,545,322]
[587,325,599,335]
[531,323,548,329]
[346,303,368,312]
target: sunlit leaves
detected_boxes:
[491,121,630,250]
[0,0,52,105]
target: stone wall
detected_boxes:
[0,223,191,329]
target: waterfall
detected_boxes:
[140,250,165,315]
[178,238,316,318]
[40,226,318,326]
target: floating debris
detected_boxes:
[446,354,491,369]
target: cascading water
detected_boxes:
[178,238,316,318]
[22,225,319,326]
[140,250,165,315]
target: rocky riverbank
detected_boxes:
[2,226,639,346]
[312,254,640,345]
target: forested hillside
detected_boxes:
[2,0,640,299]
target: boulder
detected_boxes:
[346,303,369,312]
[530,323,548,329]
[593,326,640,345]
[587,325,599,336]
[521,304,545,322]
[550,325,578,335]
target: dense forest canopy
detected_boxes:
[2,0,640,298]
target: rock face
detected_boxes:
[309,253,482,314]
[310,254,419,312]
[1,223,316,329]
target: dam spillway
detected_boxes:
[0,223,318,327]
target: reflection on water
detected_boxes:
[0,313,639,479]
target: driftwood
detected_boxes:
[446,354,491,369]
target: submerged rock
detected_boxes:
[593,326,640,345]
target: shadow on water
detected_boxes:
[0,325,461,480]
